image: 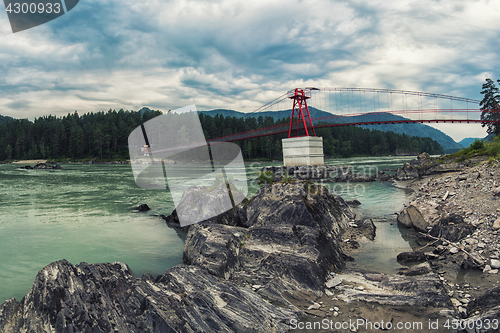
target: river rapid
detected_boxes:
[0,156,415,303]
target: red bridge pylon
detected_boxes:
[288,88,316,138]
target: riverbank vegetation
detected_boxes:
[0,109,443,162]
[446,135,500,164]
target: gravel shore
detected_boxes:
[399,159,500,320]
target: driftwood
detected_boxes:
[418,232,486,267]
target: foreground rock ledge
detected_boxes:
[0,260,296,332]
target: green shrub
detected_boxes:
[470,139,484,150]
[257,170,274,185]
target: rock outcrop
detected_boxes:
[0,260,296,332]
[20,163,62,170]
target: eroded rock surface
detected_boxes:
[0,260,296,333]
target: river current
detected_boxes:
[0,156,415,303]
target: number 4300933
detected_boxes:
[5,2,61,15]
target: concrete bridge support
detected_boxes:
[282,136,324,166]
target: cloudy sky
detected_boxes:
[1,0,500,141]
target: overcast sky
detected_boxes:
[1,0,499,141]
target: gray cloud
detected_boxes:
[0,0,499,140]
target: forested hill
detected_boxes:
[200,108,462,153]
[0,115,14,125]
[0,108,443,162]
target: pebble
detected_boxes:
[333,311,339,317]
[451,298,461,307]
[450,247,459,254]
[307,303,321,310]
[325,277,343,289]
[488,269,499,274]
[493,218,500,230]
[491,259,500,269]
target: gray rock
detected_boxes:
[0,260,297,333]
[356,218,376,241]
[491,259,500,269]
[396,162,420,180]
[397,251,427,263]
[136,203,150,211]
[493,218,500,230]
[325,276,343,289]
[335,271,451,308]
[397,207,412,228]
[399,262,432,276]
[397,205,428,231]
[184,181,349,300]
[429,214,475,242]
[467,286,500,315]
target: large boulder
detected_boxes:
[395,162,420,180]
[397,205,430,231]
[429,214,476,242]
[183,181,351,298]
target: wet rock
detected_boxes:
[20,163,62,170]
[397,251,427,263]
[136,203,150,212]
[34,163,61,169]
[429,214,475,242]
[375,170,393,181]
[163,184,249,228]
[355,218,376,241]
[345,199,361,206]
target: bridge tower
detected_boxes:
[282,88,324,166]
[288,88,316,137]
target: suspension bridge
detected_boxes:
[208,87,498,143]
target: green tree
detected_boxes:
[5,144,12,160]
[480,78,500,135]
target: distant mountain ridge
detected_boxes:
[199,108,462,153]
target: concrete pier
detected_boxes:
[282,136,324,166]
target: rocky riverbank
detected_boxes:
[261,153,483,184]
[394,158,500,327]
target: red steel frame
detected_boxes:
[288,88,316,137]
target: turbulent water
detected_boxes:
[0,156,414,303]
